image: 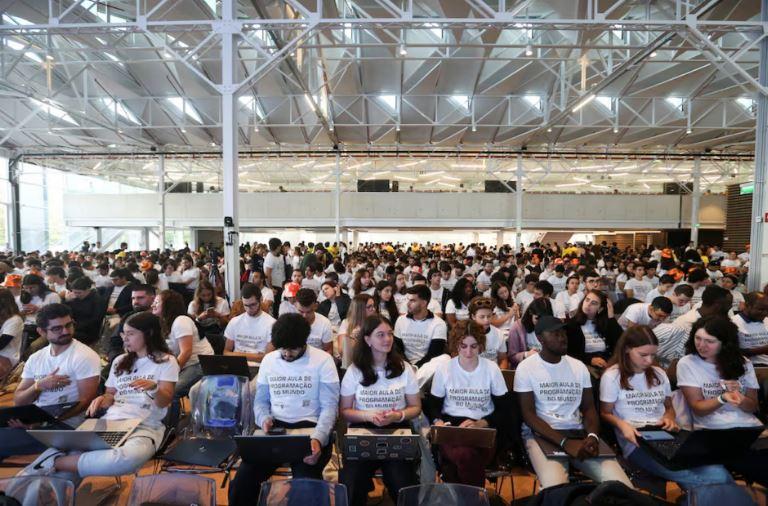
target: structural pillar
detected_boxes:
[496,230,504,248]
[749,0,768,291]
[94,227,102,251]
[157,154,166,250]
[334,151,341,243]
[690,156,701,248]
[8,156,21,252]
[352,230,359,248]
[472,231,480,244]
[141,228,150,251]
[221,0,241,300]
[515,153,524,252]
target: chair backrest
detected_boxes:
[396,484,489,506]
[257,478,348,506]
[127,474,216,506]
[0,476,75,506]
[189,374,252,438]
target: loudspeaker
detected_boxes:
[357,179,390,192]
[484,180,516,193]
[196,182,204,193]
[663,182,694,194]
[165,182,192,193]
[391,180,399,192]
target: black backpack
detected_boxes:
[528,481,666,506]
[0,492,21,506]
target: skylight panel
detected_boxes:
[101,98,141,124]
[239,96,266,119]
[31,98,78,125]
[523,95,542,111]
[595,96,613,111]
[166,97,202,123]
[666,96,685,113]
[378,95,397,112]
[5,39,42,63]
[449,95,470,113]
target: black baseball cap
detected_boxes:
[534,315,566,335]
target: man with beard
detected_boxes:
[228,313,339,506]
[0,304,100,460]
[106,284,156,365]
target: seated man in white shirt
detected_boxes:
[719,274,745,313]
[666,284,693,323]
[617,297,672,330]
[733,291,768,366]
[476,261,495,292]
[393,285,447,367]
[294,288,334,354]
[546,265,567,296]
[224,283,276,363]
[514,316,632,490]
[515,274,538,314]
[644,274,675,303]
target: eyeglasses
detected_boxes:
[46,321,75,334]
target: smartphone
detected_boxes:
[640,430,675,441]
[268,427,286,435]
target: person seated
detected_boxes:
[19,311,178,483]
[600,326,733,499]
[624,264,653,302]
[339,315,421,505]
[64,276,105,346]
[644,274,675,303]
[1,304,100,462]
[187,279,230,337]
[444,278,476,326]
[316,280,350,328]
[514,315,633,490]
[733,291,768,367]
[566,289,623,374]
[277,281,300,316]
[228,313,339,506]
[507,297,553,367]
[617,297,672,331]
[0,288,23,382]
[425,320,509,487]
[468,296,509,369]
[666,284,693,323]
[338,294,377,368]
[677,315,768,486]
[294,288,334,354]
[393,285,448,368]
[224,282,275,363]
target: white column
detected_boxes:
[157,154,166,250]
[750,0,768,291]
[472,231,480,244]
[515,153,524,252]
[690,156,701,248]
[496,230,504,248]
[352,230,359,248]
[221,0,240,300]
[95,227,102,251]
[141,228,150,250]
[334,152,341,243]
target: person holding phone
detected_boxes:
[600,326,732,497]
[228,313,339,506]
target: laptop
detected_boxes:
[638,425,764,469]
[430,425,496,448]
[199,354,255,379]
[534,430,615,458]
[162,437,237,468]
[0,402,77,428]
[343,426,420,461]
[234,428,313,464]
[28,418,142,452]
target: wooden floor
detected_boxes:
[0,380,696,506]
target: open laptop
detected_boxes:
[28,418,142,452]
[638,425,764,469]
[234,428,312,464]
[430,425,496,448]
[534,430,615,458]
[0,402,77,428]
[199,354,255,379]
[343,426,420,461]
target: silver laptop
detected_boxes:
[28,418,142,452]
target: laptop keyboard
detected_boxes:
[96,431,126,446]
[647,439,682,459]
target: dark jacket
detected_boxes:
[317,294,351,322]
[103,282,135,318]
[65,290,105,345]
[565,316,623,365]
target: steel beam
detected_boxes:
[690,156,701,247]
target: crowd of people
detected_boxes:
[0,236,761,504]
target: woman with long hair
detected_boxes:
[507,297,553,367]
[151,290,213,401]
[316,280,350,328]
[565,289,623,372]
[374,280,400,323]
[349,269,374,297]
[489,281,519,338]
[19,273,61,355]
[339,315,421,505]
[445,277,476,327]
[0,288,23,381]
[554,275,581,319]
[677,315,768,485]
[393,272,408,313]
[23,311,178,485]
[600,326,732,498]
[337,294,377,368]
[188,279,230,334]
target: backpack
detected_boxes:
[528,481,665,506]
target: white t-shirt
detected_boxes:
[259,286,275,304]
[0,315,23,366]
[257,346,339,423]
[644,287,668,303]
[676,354,762,429]
[547,275,567,296]
[555,291,581,317]
[620,303,658,329]
[600,365,671,457]
[166,315,213,369]
[263,252,286,288]
[307,313,333,350]
[21,340,101,407]
[513,354,591,433]
[515,291,535,314]
[17,292,61,325]
[732,314,768,366]
[480,326,507,362]
[625,278,653,301]
[327,302,341,327]
[667,301,691,323]
[393,313,448,364]
[430,287,445,305]
[188,297,230,318]
[224,311,275,354]
[104,353,180,426]
[444,299,469,321]
[581,320,605,354]
[341,363,419,411]
[431,357,507,420]
[181,267,200,290]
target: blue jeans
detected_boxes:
[0,428,47,461]
[627,446,733,492]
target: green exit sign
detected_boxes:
[740,183,754,195]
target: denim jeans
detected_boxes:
[627,446,733,492]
